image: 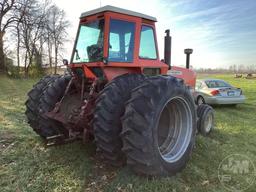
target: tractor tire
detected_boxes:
[121,76,197,176]
[197,104,214,136]
[93,73,146,166]
[38,75,71,138]
[25,75,59,135]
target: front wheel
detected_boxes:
[121,76,197,176]
[197,104,214,136]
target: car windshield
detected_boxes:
[205,80,231,88]
[72,20,104,63]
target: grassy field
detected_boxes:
[0,74,255,192]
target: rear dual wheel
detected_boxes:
[121,76,197,176]
[38,75,71,138]
[93,73,146,166]
[25,74,71,139]
[25,75,59,136]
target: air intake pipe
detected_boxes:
[184,48,193,69]
[164,29,172,69]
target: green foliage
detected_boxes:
[28,64,44,78]
[5,57,20,78]
[5,54,46,79]
[0,74,255,192]
[32,49,44,77]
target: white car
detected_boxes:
[195,79,245,105]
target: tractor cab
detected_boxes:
[70,6,169,80]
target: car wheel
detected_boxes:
[197,96,205,105]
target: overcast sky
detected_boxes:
[53,0,256,69]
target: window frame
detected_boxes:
[107,18,136,63]
[71,19,105,64]
[139,25,158,60]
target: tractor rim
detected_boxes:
[204,113,213,133]
[157,96,193,163]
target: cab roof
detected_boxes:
[80,5,157,22]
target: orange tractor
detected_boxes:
[25,6,214,176]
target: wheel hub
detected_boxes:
[204,113,213,133]
[157,97,193,163]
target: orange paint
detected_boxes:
[70,9,195,87]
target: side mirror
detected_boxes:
[63,59,69,66]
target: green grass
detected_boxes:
[0,74,255,192]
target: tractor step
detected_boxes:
[46,134,65,146]
[45,134,77,146]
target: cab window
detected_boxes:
[108,19,135,62]
[73,20,104,63]
[139,26,157,59]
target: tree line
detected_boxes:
[195,64,256,74]
[0,0,69,77]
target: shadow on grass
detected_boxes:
[41,139,122,192]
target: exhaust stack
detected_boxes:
[184,48,193,69]
[164,29,172,69]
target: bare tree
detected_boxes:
[10,0,28,70]
[46,5,69,74]
[45,25,53,70]
[18,0,48,77]
[246,64,256,74]
[238,64,245,74]
[3,0,70,77]
[229,64,238,74]
[0,0,17,72]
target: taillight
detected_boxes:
[210,90,220,96]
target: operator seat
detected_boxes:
[87,44,103,62]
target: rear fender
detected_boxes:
[168,66,196,88]
[103,67,141,81]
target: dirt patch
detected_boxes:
[84,153,119,192]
